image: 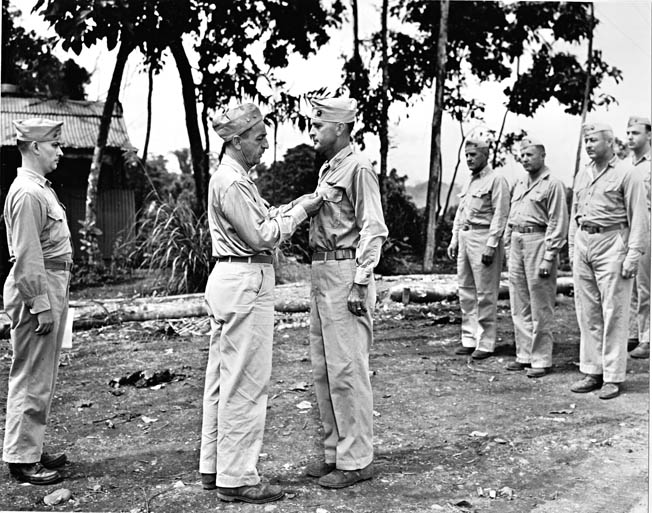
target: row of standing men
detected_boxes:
[447,118,651,399]
[1,103,649,506]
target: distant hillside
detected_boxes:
[405,181,462,210]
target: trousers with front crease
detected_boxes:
[3,268,70,463]
[628,236,651,344]
[200,262,275,488]
[508,232,557,368]
[573,228,633,383]
[457,228,504,352]
[310,259,374,470]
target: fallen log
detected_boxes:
[387,274,574,304]
[0,275,574,338]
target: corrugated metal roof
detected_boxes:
[0,96,131,149]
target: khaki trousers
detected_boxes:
[309,259,374,470]
[508,232,557,368]
[457,229,504,351]
[573,229,633,383]
[200,262,275,488]
[629,237,650,344]
[2,268,69,463]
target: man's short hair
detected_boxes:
[17,140,32,154]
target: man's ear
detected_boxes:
[232,136,242,150]
[335,123,344,137]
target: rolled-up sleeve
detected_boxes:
[487,176,510,248]
[353,168,388,285]
[222,181,307,252]
[7,191,51,314]
[543,181,569,261]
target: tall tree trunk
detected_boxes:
[573,2,594,188]
[170,39,207,214]
[442,119,466,218]
[82,39,134,266]
[379,0,389,208]
[422,0,450,273]
[493,57,520,168]
[141,62,154,163]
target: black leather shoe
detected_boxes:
[526,367,550,378]
[40,452,67,469]
[318,464,373,489]
[305,460,336,478]
[471,349,493,360]
[217,483,284,504]
[8,462,62,485]
[201,472,217,490]
[455,345,474,355]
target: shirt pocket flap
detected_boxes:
[320,182,344,203]
[46,203,64,221]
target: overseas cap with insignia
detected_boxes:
[627,115,651,129]
[583,122,613,136]
[519,135,545,151]
[464,135,491,149]
[212,103,263,142]
[13,118,63,142]
[308,97,357,123]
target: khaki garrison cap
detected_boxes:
[583,122,613,136]
[627,116,651,129]
[212,103,263,142]
[519,136,545,150]
[464,136,491,150]
[13,118,63,142]
[308,97,357,123]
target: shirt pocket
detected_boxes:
[46,201,70,245]
[469,187,491,213]
[599,176,622,208]
[320,181,345,227]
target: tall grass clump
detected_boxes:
[130,201,212,295]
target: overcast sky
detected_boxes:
[16,0,652,186]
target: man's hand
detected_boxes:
[481,246,496,266]
[347,283,368,317]
[299,193,324,218]
[447,242,458,260]
[621,258,638,279]
[538,259,553,278]
[35,310,54,335]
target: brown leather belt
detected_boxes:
[461,223,490,231]
[511,224,546,233]
[215,255,274,264]
[579,222,627,234]
[43,259,73,271]
[312,249,355,262]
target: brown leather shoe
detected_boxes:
[505,361,529,371]
[40,452,67,469]
[305,460,336,478]
[455,345,474,355]
[201,472,216,490]
[570,375,603,393]
[471,349,493,360]
[318,464,373,489]
[630,342,650,359]
[8,462,62,485]
[216,483,284,504]
[598,383,621,400]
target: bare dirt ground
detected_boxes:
[0,283,648,513]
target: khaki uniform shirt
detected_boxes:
[504,167,569,261]
[207,154,307,256]
[569,155,649,263]
[633,151,651,211]
[452,165,510,248]
[310,145,388,285]
[3,167,72,314]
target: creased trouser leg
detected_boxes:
[310,260,374,470]
[509,233,532,363]
[574,230,632,383]
[3,268,69,464]
[458,230,502,352]
[636,238,650,343]
[200,262,274,487]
